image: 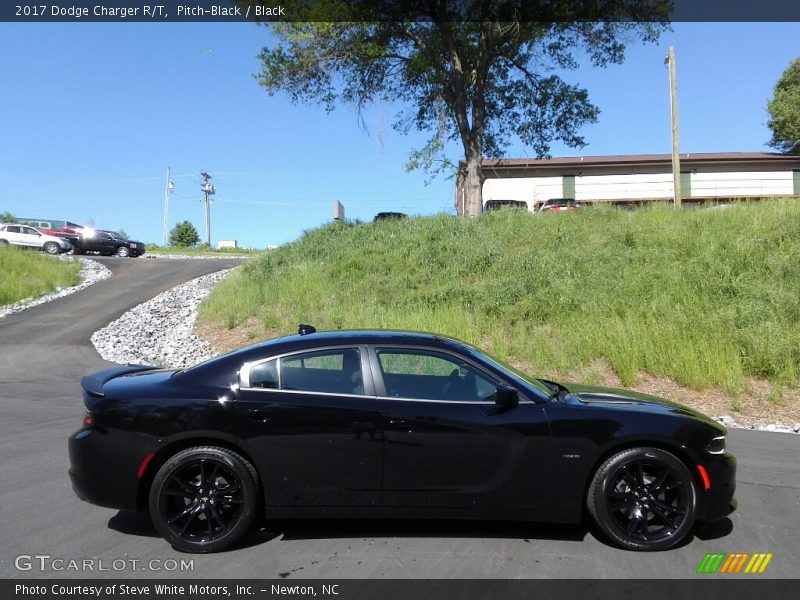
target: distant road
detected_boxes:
[0,256,797,579]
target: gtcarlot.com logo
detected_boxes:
[696,552,773,574]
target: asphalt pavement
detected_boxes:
[0,256,798,579]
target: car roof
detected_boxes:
[259,329,463,350]
[183,329,469,378]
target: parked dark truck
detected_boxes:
[60,229,146,258]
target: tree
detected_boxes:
[116,229,129,240]
[0,212,15,224]
[169,221,200,247]
[767,57,800,154]
[251,1,668,215]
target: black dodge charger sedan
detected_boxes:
[69,328,736,553]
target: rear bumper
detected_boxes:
[68,428,142,511]
[697,451,737,521]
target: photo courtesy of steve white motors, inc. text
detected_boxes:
[14,583,341,597]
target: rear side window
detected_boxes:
[5,226,21,233]
[244,348,364,396]
[249,359,278,389]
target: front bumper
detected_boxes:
[697,451,737,521]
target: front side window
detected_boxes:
[376,349,497,402]
[22,226,40,236]
[244,348,364,395]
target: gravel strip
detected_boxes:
[146,253,249,260]
[714,415,800,434]
[91,269,233,369]
[0,257,111,320]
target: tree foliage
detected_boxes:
[251,0,669,214]
[0,212,15,224]
[116,229,129,240]
[767,57,800,154]
[169,221,200,247]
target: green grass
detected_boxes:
[0,246,82,306]
[199,199,800,392]
[145,244,261,256]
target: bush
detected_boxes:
[169,221,200,247]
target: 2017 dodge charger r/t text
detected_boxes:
[68,327,736,553]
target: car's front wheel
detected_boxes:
[117,246,130,257]
[587,447,696,551]
[149,446,259,553]
[43,242,61,255]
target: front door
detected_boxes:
[372,346,551,512]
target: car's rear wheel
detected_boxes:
[587,447,696,551]
[43,242,60,255]
[117,246,130,257]
[149,446,259,553]
[0,239,8,245]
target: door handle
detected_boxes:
[247,409,271,423]
[387,418,412,431]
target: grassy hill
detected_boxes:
[199,200,800,401]
[0,247,82,306]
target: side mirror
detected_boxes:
[494,384,519,408]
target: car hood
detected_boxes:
[558,382,723,430]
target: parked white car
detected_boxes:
[0,223,73,255]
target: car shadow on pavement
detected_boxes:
[108,511,159,538]
[270,518,588,543]
[693,518,734,541]
[107,510,283,550]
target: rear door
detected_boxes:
[235,346,384,508]
[372,346,552,512]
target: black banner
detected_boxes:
[3,579,798,600]
[2,1,800,23]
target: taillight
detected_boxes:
[82,412,94,428]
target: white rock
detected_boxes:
[91,269,233,369]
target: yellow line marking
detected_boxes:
[758,554,773,574]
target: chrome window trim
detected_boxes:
[236,386,496,405]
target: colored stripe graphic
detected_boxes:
[699,552,773,574]
[744,553,773,574]
[697,553,727,573]
[719,553,748,573]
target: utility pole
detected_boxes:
[665,46,681,207]
[162,167,174,245]
[200,171,215,246]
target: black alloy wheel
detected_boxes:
[587,447,696,551]
[149,447,258,553]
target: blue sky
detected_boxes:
[1,22,798,248]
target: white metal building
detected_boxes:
[460,152,800,213]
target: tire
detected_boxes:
[587,447,697,551]
[43,242,60,255]
[117,246,130,257]
[149,446,259,553]
[0,239,9,245]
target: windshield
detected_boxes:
[459,343,551,398]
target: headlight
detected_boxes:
[705,435,726,455]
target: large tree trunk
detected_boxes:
[462,139,484,217]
